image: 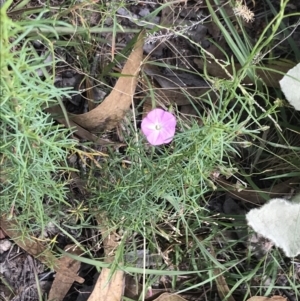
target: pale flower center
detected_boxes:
[155,123,162,131]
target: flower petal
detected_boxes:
[146,130,164,145]
[141,119,156,136]
[146,108,165,124]
[162,113,176,128]
[157,125,175,144]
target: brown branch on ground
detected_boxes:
[215,177,299,204]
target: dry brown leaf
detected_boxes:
[71,31,145,132]
[247,298,270,301]
[194,58,295,88]
[153,292,188,301]
[124,276,143,299]
[124,276,169,300]
[213,269,236,301]
[1,217,84,284]
[141,63,218,107]
[215,177,298,204]
[85,76,97,111]
[48,245,84,301]
[1,216,58,267]
[247,296,287,301]
[0,228,6,239]
[87,213,124,301]
[209,243,236,301]
[46,105,119,146]
[96,213,121,261]
[88,268,124,301]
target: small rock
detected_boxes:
[0,239,12,254]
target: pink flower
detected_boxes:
[141,108,176,146]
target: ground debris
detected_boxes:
[0,243,50,301]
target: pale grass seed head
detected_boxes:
[233,1,255,23]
